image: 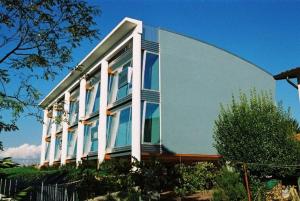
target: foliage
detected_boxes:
[0,166,60,184]
[0,157,19,168]
[250,176,267,201]
[132,158,168,200]
[174,162,217,196]
[0,0,100,131]
[213,90,300,177]
[212,167,247,201]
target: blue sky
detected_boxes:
[2,0,300,148]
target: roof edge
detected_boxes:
[158,27,273,77]
[39,17,142,108]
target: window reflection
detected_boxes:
[143,52,159,90]
[54,136,62,161]
[83,119,99,155]
[143,103,160,144]
[67,128,78,159]
[106,106,132,148]
[108,60,132,104]
[85,72,100,116]
[69,89,79,125]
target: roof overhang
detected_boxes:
[39,17,142,108]
[274,67,300,80]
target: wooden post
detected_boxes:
[243,163,252,201]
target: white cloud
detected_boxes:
[0,144,41,160]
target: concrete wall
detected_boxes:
[159,29,275,154]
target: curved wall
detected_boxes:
[159,29,275,154]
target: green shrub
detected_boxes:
[212,167,247,201]
[174,162,217,196]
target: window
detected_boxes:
[143,103,160,144]
[45,142,50,161]
[67,128,78,159]
[108,60,132,104]
[115,107,132,147]
[106,106,132,148]
[69,89,79,125]
[143,52,159,90]
[85,72,100,116]
[54,136,62,161]
[106,115,113,148]
[56,102,64,133]
[83,119,99,155]
[46,118,52,136]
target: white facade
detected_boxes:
[40,18,161,166]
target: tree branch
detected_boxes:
[0,39,23,64]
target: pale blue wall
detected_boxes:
[159,29,275,154]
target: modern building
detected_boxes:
[39,18,275,167]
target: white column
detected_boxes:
[40,109,48,166]
[49,108,57,165]
[98,61,108,163]
[76,77,86,165]
[131,29,142,161]
[61,92,70,165]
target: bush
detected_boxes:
[132,158,168,200]
[174,162,217,196]
[212,167,247,201]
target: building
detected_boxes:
[39,18,275,167]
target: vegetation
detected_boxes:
[0,157,19,168]
[0,0,100,138]
[213,90,300,177]
[0,159,219,200]
[174,162,217,196]
[212,167,247,201]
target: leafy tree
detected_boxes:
[0,0,100,135]
[213,90,300,177]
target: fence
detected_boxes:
[0,178,80,201]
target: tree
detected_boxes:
[0,0,100,136]
[213,90,300,177]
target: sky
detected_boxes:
[2,0,300,158]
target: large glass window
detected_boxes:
[108,60,132,104]
[67,128,78,159]
[46,118,52,137]
[143,52,159,90]
[83,119,99,155]
[45,142,50,161]
[85,72,100,116]
[106,107,132,148]
[115,107,132,147]
[143,103,160,144]
[69,89,79,125]
[54,136,62,161]
[56,102,64,133]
